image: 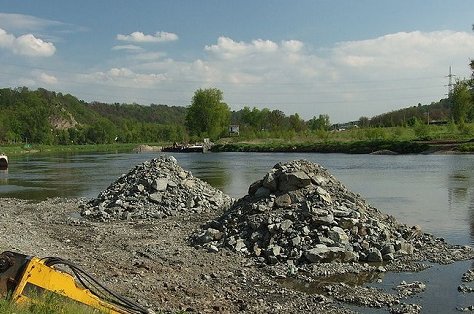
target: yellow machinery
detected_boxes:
[0,251,149,313]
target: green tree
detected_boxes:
[308,114,331,131]
[84,119,117,144]
[413,119,431,140]
[185,88,230,139]
[288,113,306,132]
[267,110,287,131]
[451,80,472,124]
[358,116,370,128]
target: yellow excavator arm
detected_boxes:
[0,251,150,314]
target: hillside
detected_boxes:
[0,87,187,145]
[367,98,452,127]
[88,102,186,125]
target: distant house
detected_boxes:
[229,125,240,136]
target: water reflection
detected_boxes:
[448,172,470,207]
[0,170,8,184]
[446,159,474,246]
[279,271,383,295]
[185,158,230,191]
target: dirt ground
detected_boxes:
[0,198,355,313]
[0,197,472,313]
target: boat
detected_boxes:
[162,144,207,153]
[0,154,7,170]
[162,139,212,153]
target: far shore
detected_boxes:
[210,139,474,155]
[1,139,473,157]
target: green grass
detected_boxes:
[0,143,150,156]
[215,123,474,154]
[0,294,100,314]
[225,123,474,144]
[457,143,474,152]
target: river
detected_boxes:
[0,151,473,312]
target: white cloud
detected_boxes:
[38,72,58,84]
[112,44,144,51]
[204,37,281,59]
[14,34,56,57]
[130,52,165,61]
[0,13,63,31]
[0,28,14,47]
[282,40,304,52]
[331,31,474,70]
[200,31,474,88]
[79,67,167,88]
[0,13,85,36]
[116,31,178,43]
[0,28,56,57]
[252,39,278,52]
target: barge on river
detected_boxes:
[162,139,212,153]
[0,154,7,170]
[162,144,209,153]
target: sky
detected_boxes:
[0,1,473,123]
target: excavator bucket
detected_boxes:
[0,251,148,314]
[0,251,30,299]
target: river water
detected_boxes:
[0,151,473,312]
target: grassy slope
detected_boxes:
[214,123,474,153]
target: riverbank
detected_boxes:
[212,139,474,154]
[1,138,473,157]
[0,143,146,156]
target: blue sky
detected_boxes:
[0,1,473,122]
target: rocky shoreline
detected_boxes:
[0,157,473,313]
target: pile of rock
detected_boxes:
[192,159,419,265]
[81,156,233,221]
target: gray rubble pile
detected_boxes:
[193,159,421,265]
[81,156,233,221]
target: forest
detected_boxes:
[0,87,333,144]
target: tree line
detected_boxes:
[184,88,332,140]
[0,87,333,145]
[1,67,473,146]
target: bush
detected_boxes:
[413,121,431,140]
[458,143,474,152]
[458,122,474,136]
[364,128,387,140]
